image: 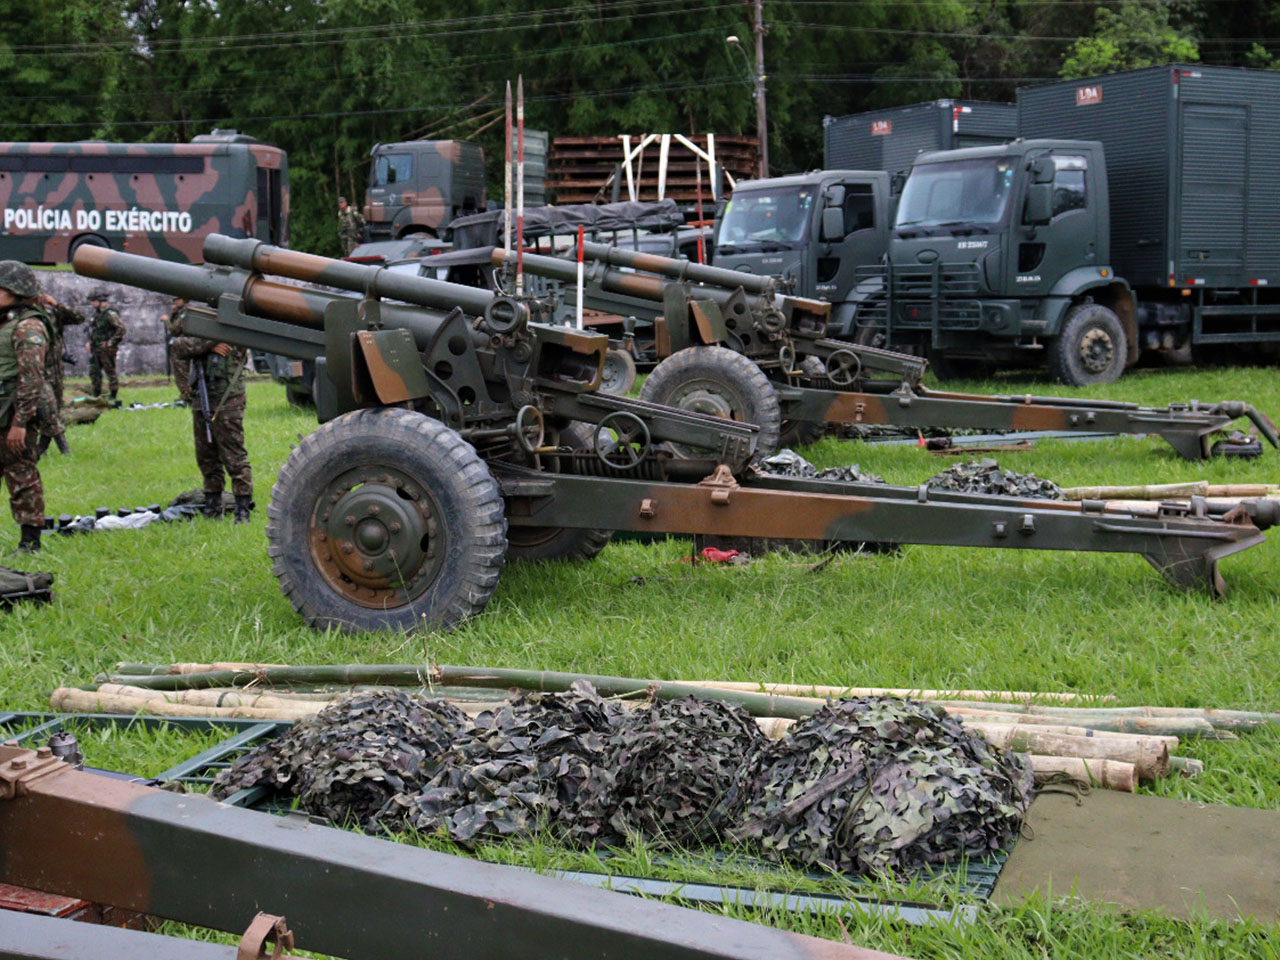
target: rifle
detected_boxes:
[193,357,214,443]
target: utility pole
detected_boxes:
[753,0,768,178]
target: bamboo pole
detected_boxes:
[1062,482,1277,501]
[974,725,1168,780]
[1028,756,1136,792]
[931,701,1266,732]
[51,688,322,721]
[688,680,1106,705]
[936,704,1219,739]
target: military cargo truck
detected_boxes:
[363,140,486,240]
[712,170,893,337]
[858,65,1280,384]
[824,100,1018,175]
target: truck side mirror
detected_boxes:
[824,185,846,207]
[1031,157,1054,184]
[821,207,845,242]
[1024,183,1053,225]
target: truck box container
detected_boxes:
[823,100,1017,174]
[1018,64,1280,294]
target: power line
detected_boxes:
[2,0,741,59]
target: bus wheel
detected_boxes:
[1048,302,1127,386]
[68,235,108,262]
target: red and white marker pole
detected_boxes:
[516,75,525,297]
[576,224,585,330]
[694,153,707,265]
[503,81,512,258]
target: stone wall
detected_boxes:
[38,271,174,377]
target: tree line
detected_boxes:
[1,0,1275,254]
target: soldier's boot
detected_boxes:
[202,492,225,520]
[109,391,120,409]
[55,433,71,455]
[17,526,42,554]
[233,495,253,525]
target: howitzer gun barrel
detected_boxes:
[577,239,775,294]
[74,244,478,358]
[75,245,334,328]
[204,235,516,323]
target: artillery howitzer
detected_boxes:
[503,242,1280,459]
[75,237,1277,633]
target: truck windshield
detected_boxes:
[716,187,815,249]
[895,158,1015,230]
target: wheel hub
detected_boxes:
[1079,328,1115,374]
[672,386,735,420]
[311,468,442,605]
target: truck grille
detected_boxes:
[852,262,985,335]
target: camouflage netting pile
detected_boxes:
[210,691,467,825]
[570,696,765,847]
[756,449,885,484]
[925,458,1065,500]
[728,697,1034,876]
[386,681,626,843]
[211,687,1033,877]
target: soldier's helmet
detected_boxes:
[90,289,110,301]
[338,196,348,204]
[0,260,39,299]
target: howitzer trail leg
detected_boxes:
[499,471,1272,598]
[0,746,903,960]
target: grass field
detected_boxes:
[3,364,1279,958]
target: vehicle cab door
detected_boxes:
[1010,152,1094,297]
[813,178,887,303]
[366,150,415,228]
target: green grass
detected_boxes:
[2,365,1279,956]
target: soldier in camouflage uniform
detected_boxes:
[87,291,126,402]
[34,293,84,456]
[337,197,366,256]
[0,261,52,553]
[161,297,192,404]
[170,324,253,523]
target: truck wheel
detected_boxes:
[599,348,637,395]
[507,422,612,562]
[639,346,781,458]
[267,408,506,634]
[778,356,826,447]
[1047,302,1128,386]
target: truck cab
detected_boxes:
[865,139,1136,383]
[713,171,891,334]
[363,140,486,240]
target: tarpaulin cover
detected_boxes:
[450,199,684,250]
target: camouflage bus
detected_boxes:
[0,130,287,264]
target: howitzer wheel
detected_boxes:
[600,348,638,395]
[507,422,613,562]
[266,408,506,634]
[639,346,781,460]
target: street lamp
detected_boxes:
[726,22,768,178]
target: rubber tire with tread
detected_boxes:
[1047,301,1127,386]
[638,345,782,458]
[599,348,638,395]
[266,408,507,634]
[506,422,613,562]
[778,355,827,448]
